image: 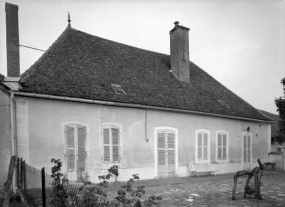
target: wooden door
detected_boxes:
[157,130,176,176]
[65,125,86,181]
[243,134,251,170]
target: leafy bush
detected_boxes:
[49,160,162,207]
[50,158,69,207]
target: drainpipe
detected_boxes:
[10,92,18,190]
[145,109,149,142]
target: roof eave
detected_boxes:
[11,91,273,123]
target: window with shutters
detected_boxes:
[195,130,210,163]
[243,133,252,163]
[216,131,229,162]
[102,123,121,163]
[64,124,87,173]
[155,127,178,177]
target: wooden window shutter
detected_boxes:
[203,133,208,160]
[112,128,120,162]
[157,132,165,165]
[167,132,175,168]
[247,136,251,162]
[167,133,175,149]
[197,133,203,160]
[217,134,222,159]
[77,125,86,171]
[217,133,227,160]
[66,126,75,170]
[222,134,227,159]
[103,128,110,161]
[158,132,165,148]
[243,135,246,162]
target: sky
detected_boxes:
[0,0,284,115]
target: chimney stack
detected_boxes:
[169,21,190,83]
[5,2,20,77]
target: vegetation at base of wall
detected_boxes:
[50,158,69,207]
[274,77,285,144]
[49,159,163,206]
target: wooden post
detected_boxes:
[23,160,27,198]
[2,156,16,207]
[20,157,23,190]
[42,167,46,207]
[16,157,19,188]
[19,160,29,206]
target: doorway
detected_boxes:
[156,129,177,177]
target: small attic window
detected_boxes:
[111,84,126,94]
[217,100,230,109]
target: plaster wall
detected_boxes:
[17,97,270,183]
[16,97,29,162]
[0,90,11,186]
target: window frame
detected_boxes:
[154,127,178,177]
[101,123,122,163]
[242,132,252,164]
[216,130,229,163]
[195,129,210,163]
[62,121,89,175]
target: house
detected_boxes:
[258,109,285,151]
[258,109,284,170]
[0,3,273,184]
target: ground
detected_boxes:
[1,171,284,206]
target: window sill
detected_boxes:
[101,162,122,167]
[195,160,211,163]
[214,160,229,164]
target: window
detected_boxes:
[102,124,121,162]
[195,130,210,162]
[216,131,228,162]
[154,127,178,177]
[64,124,87,171]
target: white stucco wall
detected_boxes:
[15,96,271,183]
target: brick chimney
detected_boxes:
[169,21,190,83]
[5,2,20,77]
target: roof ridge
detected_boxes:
[20,26,72,83]
[70,27,170,57]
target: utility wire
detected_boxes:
[20,44,45,52]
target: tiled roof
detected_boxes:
[258,110,280,136]
[20,27,270,121]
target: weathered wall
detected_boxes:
[15,97,29,163]
[0,89,11,186]
[16,96,270,183]
[268,152,284,170]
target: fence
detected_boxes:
[25,161,53,207]
[2,156,53,207]
[3,156,143,207]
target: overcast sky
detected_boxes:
[0,0,284,114]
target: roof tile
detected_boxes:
[20,27,270,121]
